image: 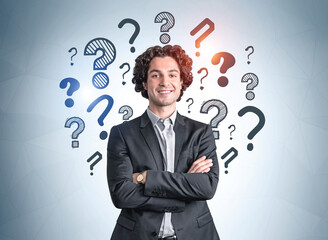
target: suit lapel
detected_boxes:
[174,112,186,171]
[140,111,165,171]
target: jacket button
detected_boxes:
[152,231,157,237]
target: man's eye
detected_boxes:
[170,74,177,78]
[151,74,159,78]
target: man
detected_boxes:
[107,45,220,239]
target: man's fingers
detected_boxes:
[193,160,213,173]
[188,158,213,173]
[191,158,211,171]
[187,156,206,173]
[193,156,206,165]
[202,167,211,173]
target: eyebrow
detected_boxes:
[148,69,180,74]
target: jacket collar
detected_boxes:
[173,112,185,170]
[140,111,164,170]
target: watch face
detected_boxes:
[137,174,143,183]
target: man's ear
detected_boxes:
[142,81,147,90]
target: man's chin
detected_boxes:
[155,100,176,107]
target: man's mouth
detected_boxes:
[158,90,173,94]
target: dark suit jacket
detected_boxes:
[107,111,220,240]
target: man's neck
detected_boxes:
[148,105,176,119]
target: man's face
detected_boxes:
[143,56,182,110]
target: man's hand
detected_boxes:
[187,156,213,173]
[132,171,147,184]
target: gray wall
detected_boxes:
[1,0,327,239]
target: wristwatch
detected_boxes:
[136,172,144,184]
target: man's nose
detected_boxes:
[159,75,170,86]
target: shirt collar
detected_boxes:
[146,107,177,126]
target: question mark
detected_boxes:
[84,38,116,89]
[119,63,130,85]
[84,38,116,70]
[228,124,236,140]
[59,77,80,108]
[154,12,175,44]
[118,105,133,121]
[200,99,228,139]
[87,95,114,140]
[186,98,194,113]
[241,73,259,100]
[87,151,102,176]
[238,106,265,151]
[64,117,85,148]
[245,46,254,64]
[68,47,77,66]
[197,67,208,90]
[221,147,238,174]
[190,18,215,57]
[118,18,140,53]
[211,52,236,87]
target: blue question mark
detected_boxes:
[59,77,80,107]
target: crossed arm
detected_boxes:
[107,124,219,212]
[132,156,213,183]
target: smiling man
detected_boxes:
[107,45,220,240]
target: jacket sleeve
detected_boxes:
[144,124,219,201]
[107,125,185,212]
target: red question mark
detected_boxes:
[211,52,236,87]
[197,67,208,90]
[190,18,215,57]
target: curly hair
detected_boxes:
[132,45,193,102]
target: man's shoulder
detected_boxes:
[177,113,209,129]
[113,115,142,130]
